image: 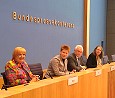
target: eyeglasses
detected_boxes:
[76,50,82,53]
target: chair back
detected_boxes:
[111,54,115,62]
[1,72,11,90]
[102,55,109,64]
[81,56,87,64]
[1,72,10,85]
[28,63,43,80]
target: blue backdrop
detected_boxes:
[90,0,107,53]
[0,0,84,73]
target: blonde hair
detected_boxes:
[12,47,26,60]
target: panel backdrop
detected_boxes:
[0,0,84,73]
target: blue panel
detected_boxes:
[0,0,84,72]
[90,0,107,53]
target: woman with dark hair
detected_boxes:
[86,45,104,68]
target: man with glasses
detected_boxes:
[67,45,87,72]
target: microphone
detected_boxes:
[24,83,29,86]
[1,84,9,90]
[108,60,110,64]
[48,72,53,79]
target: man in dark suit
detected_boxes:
[67,45,87,72]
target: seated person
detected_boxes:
[5,47,39,86]
[44,45,70,79]
[67,45,87,72]
[86,45,104,68]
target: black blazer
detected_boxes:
[67,53,87,72]
[86,53,97,68]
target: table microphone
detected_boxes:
[48,72,53,79]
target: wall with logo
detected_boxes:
[0,0,84,72]
[0,0,107,73]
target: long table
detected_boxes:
[0,63,115,98]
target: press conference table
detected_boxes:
[0,63,115,98]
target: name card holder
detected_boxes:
[95,69,102,76]
[68,76,78,86]
[110,65,115,71]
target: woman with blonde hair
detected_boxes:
[5,47,39,86]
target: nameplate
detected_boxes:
[95,69,102,76]
[68,76,78,86]
[110,65,115,71]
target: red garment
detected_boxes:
[5,60,33,86]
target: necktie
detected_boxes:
[77,58,80,66]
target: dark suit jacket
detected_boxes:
[67,53,87,72]
[86,53,97,68]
